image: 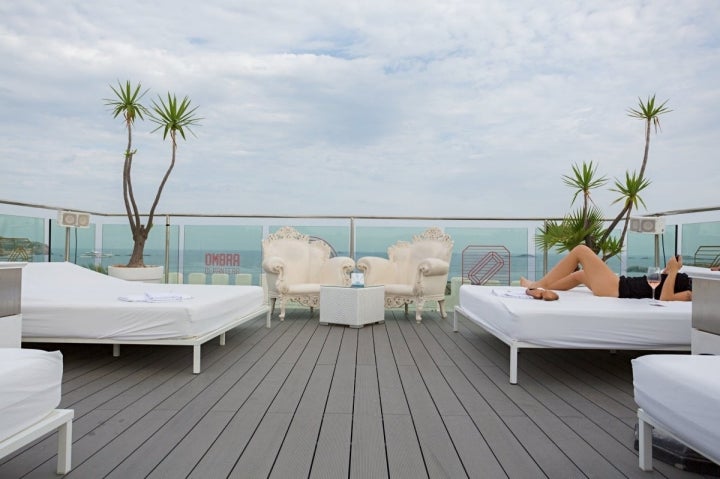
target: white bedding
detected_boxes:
[633,354,720,465]
[0,349,63,441]
[457,285,691,349]
[21,262,266,341]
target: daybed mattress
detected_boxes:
[458,285,691,349]
[22,262,265,341]
[632,354,720,462]
[0,349,62,441]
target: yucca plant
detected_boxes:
[106,80,201,267]
[537,95,669,261]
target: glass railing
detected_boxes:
[2,201,719,292]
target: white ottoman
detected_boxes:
[319,285,385,328]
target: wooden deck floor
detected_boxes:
[1,309,710,479]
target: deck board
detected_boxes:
[2,309,710,478]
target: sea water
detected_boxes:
[65,248,660,285]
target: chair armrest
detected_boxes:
[414,258,450,296]
[357,256,394,284]
[262,256,285,274]
[262,257,286,294]
[417,258,449,277]
[319,256,355,285]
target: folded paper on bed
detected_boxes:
[118,292,193,302]
[492,288,533,300]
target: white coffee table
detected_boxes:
[319,285,385,328]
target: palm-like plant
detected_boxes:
[537,95,669,262]
[599,170,651,259]
[628,94,671,180]
[536,206,606,254]
[561,161,607,250]
[106,81,201,267]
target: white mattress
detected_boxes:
[22,262,265,341]
[632,354,720,463]
[0,349,63,441]
[458,285,691,349]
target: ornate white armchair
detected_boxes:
[262,226,355,320]
[357,227,453,323]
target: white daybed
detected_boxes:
[0,349,73,474]
[21,262,270,374]
[633,354,720,471]
[454,285,692,384]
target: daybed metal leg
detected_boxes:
[279,299,286,321]
[112,344,120,357]
[266,309,272,328]
[57,419,72,474]
[509,345,518,384]
[219,333,226,346]
[193,345,201,374]
[638,409,653,471]
[453,309,459,332]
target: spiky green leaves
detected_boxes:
[536,206,606,253]
[562,161,608,207]
[105,80,149,127]
[148,94,202,141]
[627,94,671,133]
[610,170,651,210]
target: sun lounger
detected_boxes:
[0,349,73,474]
[633,354,720,471]
[21,262,270,374]
[454,285,692,383]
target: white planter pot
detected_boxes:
[108,265,164,283]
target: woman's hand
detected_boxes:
[664,255,682,274]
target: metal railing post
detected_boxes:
[164,215,170,283]
[350,217,355,261]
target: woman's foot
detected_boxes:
[520,276,536,288]
[525,288,559,301]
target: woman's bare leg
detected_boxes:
[520,246,587,288]
[521,245,619,296]
[546,270,585,291]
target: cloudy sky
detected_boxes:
[1,0,718,219]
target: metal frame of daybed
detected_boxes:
[0,409,74,474]
[23,305,271,374]
[637,407,720,472]
[453,305,690,384]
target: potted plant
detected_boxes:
[537,95,670,261]
[105,80,200,282]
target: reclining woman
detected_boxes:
[521,245,692,301]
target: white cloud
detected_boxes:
[1,0,719,219]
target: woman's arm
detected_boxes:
[659,256,692,301]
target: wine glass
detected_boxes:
[646,266,662,305]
